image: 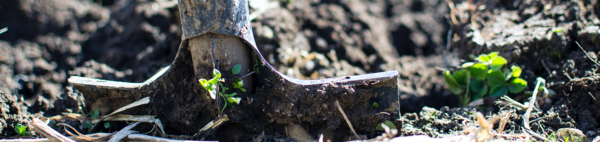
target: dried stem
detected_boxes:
[335,100,360,140]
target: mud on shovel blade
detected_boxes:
[68,0,400,136]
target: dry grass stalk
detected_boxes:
[30,118,76,142]
[335,100,360,140]
[496,110,512,135]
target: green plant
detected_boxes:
[375,120,396,131]
[199,69,222,100]
[545,131,556,142]
[253,59,260,74]
[90,109,100,119]
[83,109,101,129]
[199,64,246,112]
[552,28,564,34]
[104,122,110,129]
[444,52,527,106]
[372,102,379,109]
[14,124,28,136]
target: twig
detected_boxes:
[496,110,512,134]
[589,92,598,101]
[541,59,552,75]
[30,118,76,142]
[239,71,255,79]
[374,112,391,116]
[529,113,557,123]
[335,100,360,140]
[523,78,547,141]
[193,115,229,139]
[58,123,99,141]
[576,41,600,67]
[109,122,141,142]
[498,96,538,111]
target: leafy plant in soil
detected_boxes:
[199,64,245,112]
[14,124,29,136]
[444,52,527,106]
[84,109,101,129]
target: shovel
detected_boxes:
[68,0,399,137]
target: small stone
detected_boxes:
[305,60,315,71]
[557,128,586,141]
[315,36,328,51]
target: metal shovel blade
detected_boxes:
[68,0,399,135]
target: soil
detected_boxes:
[0,0,598,141]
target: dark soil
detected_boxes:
[1,0,598,141]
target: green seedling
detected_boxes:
[232,64,242,75]
[217,82,241,112]
[199,64,247,112]
[233,79,246,92]
[14,124,28,136]
[90,109,100,119]
[444,52,527,106]
[372,102,379,109]
[104,122,110,129]
[253,59,260,74]
[82,109,102,129]
[85,121,93,129]
[545,131,556,142]
[199,69,222,100]
[552,28,564,34]
[375,120,396,131]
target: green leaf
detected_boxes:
[85,121,93,129]
[473,85,488,99]
[461,62,475,68]
[469,79,486,93]
[254,59,260,74]
[476,53,492,62]
[227,97,242,105]
[552,28,564,34]
[452,69,469,85]
[240,88,246,92]
[468,63,489,80]
[209,69,222,84]
[208,89,217,100]
[489,85,508,97]
[511,66,522,78]
[199,79,209,88]
[232,64,242,75]
[104,122,110,129]
[490,56,507,71]
[375,120,396,131]
[508,78,527,93]
[91,110,100,119]
[213,69,222,78]
[233,79,244,89]
[224,93,237,97]
[209,77,219,85]
[372,102,379,108]
[503,68,512,81]
[444,70,464,95]
[15,124,26,135]
[486,70,505,86]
